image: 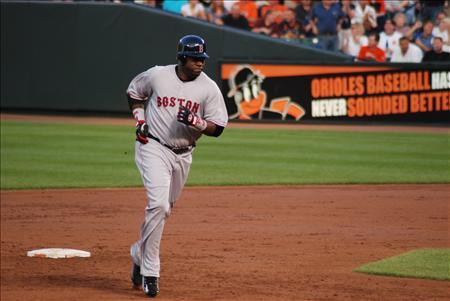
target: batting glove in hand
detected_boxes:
[177,106,207,131]
[136,120,149,144]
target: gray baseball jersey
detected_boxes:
[127,64,228,147]
[127,64,228,278]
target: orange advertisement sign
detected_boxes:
[221,63,450,123]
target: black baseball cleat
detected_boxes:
[131,263,142,289]
[143,276,159,298]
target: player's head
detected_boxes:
[177,35,209,63]
[177,35,208,80]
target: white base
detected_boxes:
[27,248,91,259]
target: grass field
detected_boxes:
[1,120,449,189]
[354,249,450,281]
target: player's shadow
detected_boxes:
[36,274,141,298]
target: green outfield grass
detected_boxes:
[1,120,449,189]
[354,249,450,281]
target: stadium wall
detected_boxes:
[1,1,348,113]
[2,2,448,124]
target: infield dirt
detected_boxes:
[1,114,449,300]
[1,185,449,301]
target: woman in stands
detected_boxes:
[342,21,368,58]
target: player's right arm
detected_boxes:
[126,69,155,144]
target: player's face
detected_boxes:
[184,57,205,78]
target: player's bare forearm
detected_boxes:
[203,121,224,137]
[131,103,144,111]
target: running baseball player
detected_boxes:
[126,34,228,298]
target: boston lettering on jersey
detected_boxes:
[156,96,200,113]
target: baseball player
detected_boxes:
[126,34,228,298]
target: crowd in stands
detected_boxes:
[128,0,449,62]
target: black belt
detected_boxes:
[147,133,195,155]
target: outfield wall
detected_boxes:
[1,2,449,124]
[1,1,347,113]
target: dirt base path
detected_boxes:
[1,185,449,301]
[2,113,448,133]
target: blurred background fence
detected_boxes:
[1,1,448,124]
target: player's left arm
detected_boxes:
[203,121,224,137]
[177,83,228,137]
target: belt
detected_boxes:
[147,133,195,155]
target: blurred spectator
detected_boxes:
[342,21,368,57]
[163,0,188,14]
[370,0,387,30]
[236,0,258,28]
[223,0,237,12]
[357,32,386,61]
[432,14,449,46]
[408,19,424,38]
[385,0,411,14]
[260,0,289,24]
[434,10,448,25]
[295,0,313,24]
[422,36,450,61]
[414,20,435,53]
[418,0,446,22]
[181,0,207,20]
[393,12,412,38]
[378,18,403,60]
[390,36,423,62]
[252,10,282,37]
[134,0,159,7]
[279,8,305,41]
[206,0,226,25]
[352,0,378,34]
[295,0,315,37]
[338,0,355,50]
[222,3,250,30]
[199,0,211,8]
[311,0,345,51]
[285,0,302,9]
[385,0,415,23]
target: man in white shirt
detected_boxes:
[390,36,423,63]
[378,19,403,61]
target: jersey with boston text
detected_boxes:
[127,64,228,148]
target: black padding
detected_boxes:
[212,125,224,137]
[127,95,145,109]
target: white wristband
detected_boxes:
[192,116,207,132]
[132,108,145,122]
